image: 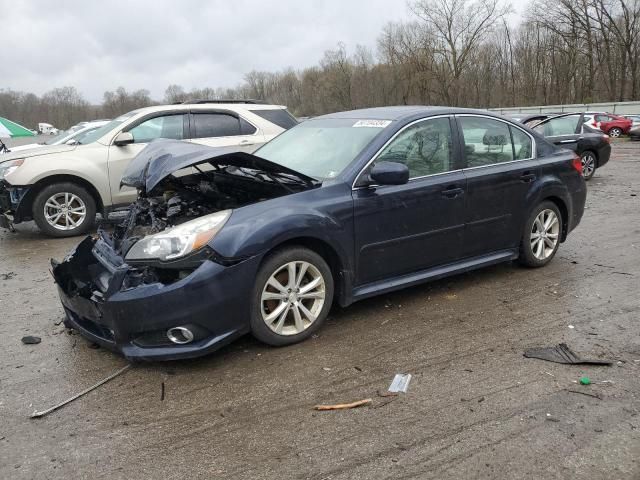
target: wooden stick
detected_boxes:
[30,364,132,418]
[313,398,372,411]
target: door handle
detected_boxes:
[520,172,536,183]
[240,139,251,144]
[441,186,464,198]
[558,139,577,144]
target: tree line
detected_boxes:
[2,0,639,130]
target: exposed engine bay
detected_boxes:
[111,165,310,257]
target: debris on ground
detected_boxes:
[30,364,131,419]
[523,343,612,366]
[389,373,412,393]
[1,272,16,280]
[313,398,372,411]
[160,382,165,401]
[580,376,591,385]
[375,390,399,408]
[566,389,602,400]
[21,336,41,345]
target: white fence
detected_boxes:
[489,100,640,115]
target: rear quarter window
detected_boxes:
[250,109,298,129]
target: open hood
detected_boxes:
[121,139,317,194]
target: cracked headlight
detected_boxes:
[0,159,24,180]
[125,210,231,262]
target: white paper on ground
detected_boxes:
[389,373,412,393]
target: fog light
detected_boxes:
[167,326,194,344]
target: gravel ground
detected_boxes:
[0,142,639,479]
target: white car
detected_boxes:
[0,101,297,237]
[6,120,111,154]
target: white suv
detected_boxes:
[0,101,297,237]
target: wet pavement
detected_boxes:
[1,143,639,479]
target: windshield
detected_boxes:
[43,130,72,145]
[78,112,138,145]
[254,118,387,180]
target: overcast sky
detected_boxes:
[0,0,528,103]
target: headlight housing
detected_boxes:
[0,159,24,180]
[125,210,232,262]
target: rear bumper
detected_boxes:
[596,143,612,168]
[53,236,260,361]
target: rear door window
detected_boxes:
[458,117,514,167]
[249,109,298,129]
[192,113,243,138]
[533,115,580,136]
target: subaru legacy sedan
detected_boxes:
[52,107,586,361]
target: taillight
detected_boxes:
[602,134,611,144]
[572,154,583,175]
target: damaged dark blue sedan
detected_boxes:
[52,107,586,360]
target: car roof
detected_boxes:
[127,103,287,116]
[314,106,500,121]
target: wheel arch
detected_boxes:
[16,174,105,221]
[258,236,351,307]
[543,195,569,241]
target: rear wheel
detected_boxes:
[580,150,597,180]
[608,127,623,138]
[518,201,562,268]
[250,247,334,346]
[32,182,96,237]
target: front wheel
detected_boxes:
[608,127,623,138]
[32,182,96,237]
[580,150,597,180]
[518,201,562,268]
[250,247,334,346]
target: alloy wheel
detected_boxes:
[609,128,622,138]
[581,153,596,177]
[530,209,560,260]
[260,261,326,336]
[43,192,87,231]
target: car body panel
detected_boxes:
[51,106,587,360]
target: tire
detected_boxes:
[32,182,96,237]
[608,127,623,138]
[580,150,597,180]
[250,247,334,347]
[518,201,562,268]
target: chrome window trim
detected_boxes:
[352,113,537,190]
[351,114,454,190]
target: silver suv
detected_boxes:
[0,101,297,237]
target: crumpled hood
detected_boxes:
[0,143,76,163]
[121,139,316,193]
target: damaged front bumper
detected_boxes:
[0,181,30,230]
[52,234,260,361]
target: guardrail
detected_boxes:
[489,101,640,115]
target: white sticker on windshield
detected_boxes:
[353,120,391,128]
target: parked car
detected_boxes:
[629,124,640,141]
[0,101,298,237]
[6,120,111,154]
[624,114,640,126]
[52,107,586,361]
[519,113,611,180]
[38,123,59,135]
[583,112,632,137]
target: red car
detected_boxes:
[584,112,632,138]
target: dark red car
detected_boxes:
[584,112,632,138]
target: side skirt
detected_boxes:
[350,249,518,303]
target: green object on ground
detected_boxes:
[580,377,591,385]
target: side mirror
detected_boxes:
[369,161,409,186]
[113,131,134,146]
